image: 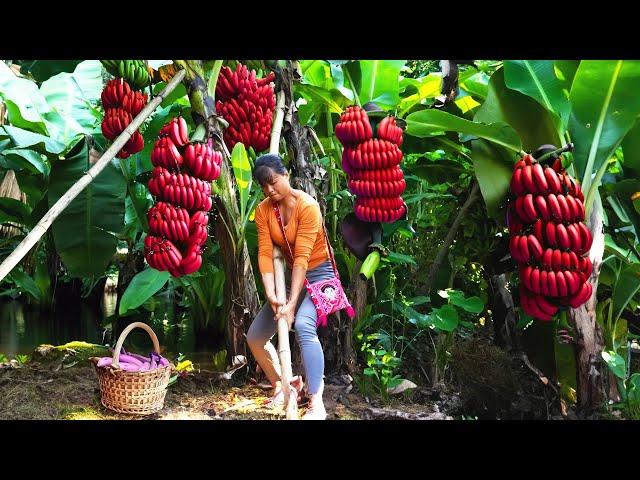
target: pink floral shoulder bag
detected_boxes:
[273,204,355,328]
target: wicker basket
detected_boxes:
[92,322,173,416]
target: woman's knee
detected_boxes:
[294,315,319,344]
[246,325,259,344]
[246,326,262,351]
[247,304,275,347]
[247,321,269,349]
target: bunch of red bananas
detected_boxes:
[215,63,276,152]
[100,78,147,159]
[507,148,594,321]
[143,116,222,277]
[336,106,406,223]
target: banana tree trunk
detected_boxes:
[569,192,606,415]
[177,61,261,363]
[489,272,519,352]
[342,260,368,373]
[279,61,357,376]
[280,61,322,205]
[213,150,261,362]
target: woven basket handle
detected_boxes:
[112,322,161,369]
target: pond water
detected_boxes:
[0,289,223,367]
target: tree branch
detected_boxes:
[424,182,480,294]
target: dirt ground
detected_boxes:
[0,357,452,421]
[3,339,610,420]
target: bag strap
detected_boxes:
[273,202,340,280]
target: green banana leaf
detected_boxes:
[568,61,640,192]
[297,61,350,134]
[554,332,578,405]
[18,60,83,83]
[621,119,640,177]
[459,71,490,102]
[0,125,65,158]
[474,68,561,151]
[119,268,170,315]
[554,60,580,96]
[406,109,522,153]
[8,267,41,301]
[124,180,151,233]
[296,61,355,123]
[12,170,47,205]
[612,263,640,322]
[397,74,442,116]
[602,350,626,379]
[604,233,640,263]
[296,84,345,114]
[603,179,640,244]
[0,148,50,176]
[301,60,341,91]
[231,142,252,226]
[0,197,33,227]
[504,60,570,130]
[441,289,485,314]
[48,137,126,277]
[471,138,514,220]
[344,60,406,110]
[152,81,189,110]
[39,60,103,145]
[0,61,50,135]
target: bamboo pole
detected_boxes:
[270,90,287,154]
[269,89,298,419]
[0,69,186,284]
[273,244,297,419]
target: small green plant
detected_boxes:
[354,273,426,401]
[428,289,485,385]
[354,283,486,398]
[212,349,227,372]
[0,353,8,363]
[14,354,28,365]
[357,334,402,402]
[602,350,640,419]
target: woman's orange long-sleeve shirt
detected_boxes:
[255,191,329,274]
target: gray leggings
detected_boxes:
[247,260,334,395]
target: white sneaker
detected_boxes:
[265,388,285,408]
[302,404,327,420]
[301,395,327,420]
[265,376,304,408]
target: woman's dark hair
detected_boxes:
[253,153,287,186]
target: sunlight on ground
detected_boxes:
[157,410,212,420]
[63,408,104,420]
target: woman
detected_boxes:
[247,153,334,420]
